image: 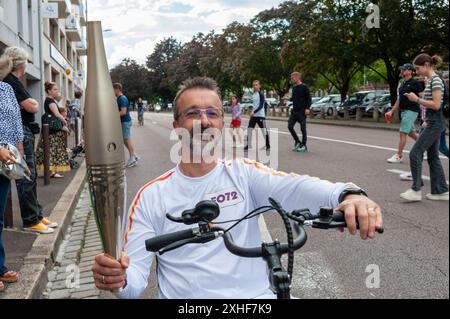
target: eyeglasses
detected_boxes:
[180,107,223,120]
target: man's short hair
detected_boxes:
[173,77,221,120]
[253,80,260,85]
[291,72,302,80]
[74,91,83,99]
[113,83,122,91]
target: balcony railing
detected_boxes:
[75,41,87,56]
[48,0,72,18]
[66,15,81,42]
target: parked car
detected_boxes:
[337,90,388,117]
[365,94,391,116]
[265,98,279,108]
[223,101,231,113]
[311,97,321,105]
[310,94,342,116]
[241,102,253,113]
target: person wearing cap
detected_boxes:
[386,63,425,164]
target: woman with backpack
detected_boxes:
[402,54,449,202]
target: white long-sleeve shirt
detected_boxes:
[116,158,347,299]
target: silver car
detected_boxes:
[310,95,342,116]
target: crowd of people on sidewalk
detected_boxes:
[0,46,83,292]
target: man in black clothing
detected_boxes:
[245,80,270,150]
[2,47,57,234]
[385,63,424,164]
[288,72,312,152]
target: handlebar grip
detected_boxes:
[332,211,384,234]
[145,228,196,252]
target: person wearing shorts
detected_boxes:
[386,63,424,164]
[113,83,140,168]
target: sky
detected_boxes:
[88,0,284,67]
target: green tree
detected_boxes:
[360,0,449,103]
[110,58,150,103]
[146,37,182,102]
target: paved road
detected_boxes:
[106,112,449,299]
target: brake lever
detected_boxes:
[158,231,223,255]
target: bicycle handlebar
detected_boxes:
[145,228,199,252]
[211,222,307,258]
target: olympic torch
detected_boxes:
[84,21,126,260]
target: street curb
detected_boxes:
[2,160,87,299]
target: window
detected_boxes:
[17,0,24,36]
[28,0,33,44]
[49,19,58,45]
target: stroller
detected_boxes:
[69,140,85,169]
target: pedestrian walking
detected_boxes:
[230,96,243,147]
[69,91,82,133]
[113,83,140,167]
[36,82,71,179]
[288,72,312,152]
[386,64,424,163]
[244,80,270,151]
[1,47,57,234]
[137,97,144,126]
[401,54,449,202]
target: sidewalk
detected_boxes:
[0,156,86,299]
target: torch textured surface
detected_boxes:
[84,21,126,259]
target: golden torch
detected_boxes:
[84,21,126,260]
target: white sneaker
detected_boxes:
[126,157,137,168]
[400,189,422,202]
[400,172,413,181]
[134,154,141,161]
[387,154,403,163]
[426,192,449,201]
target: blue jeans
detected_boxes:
[15,126,43,227]
[410,113,449,193]
[0,175,11,275]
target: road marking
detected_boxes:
[149,113,448,160]
[387,169,449,185]
[259,215,344,298]
[271,129,448,160]
[258,216,272,243]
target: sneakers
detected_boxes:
[41,217,58,228]
[24,222,54,234]
[126,157,138,168]
[297,145,308,153]
[292,143,301,152]
[134,154,141,161]
[400,189,422,202]
[400,172,413,181]
[426,192,449,201]
[387,154,403,163]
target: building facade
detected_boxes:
[0,0,43,104]
[0,0,87,119]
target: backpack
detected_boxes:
[431,75,449,118]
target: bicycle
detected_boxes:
[145,198,384,299]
